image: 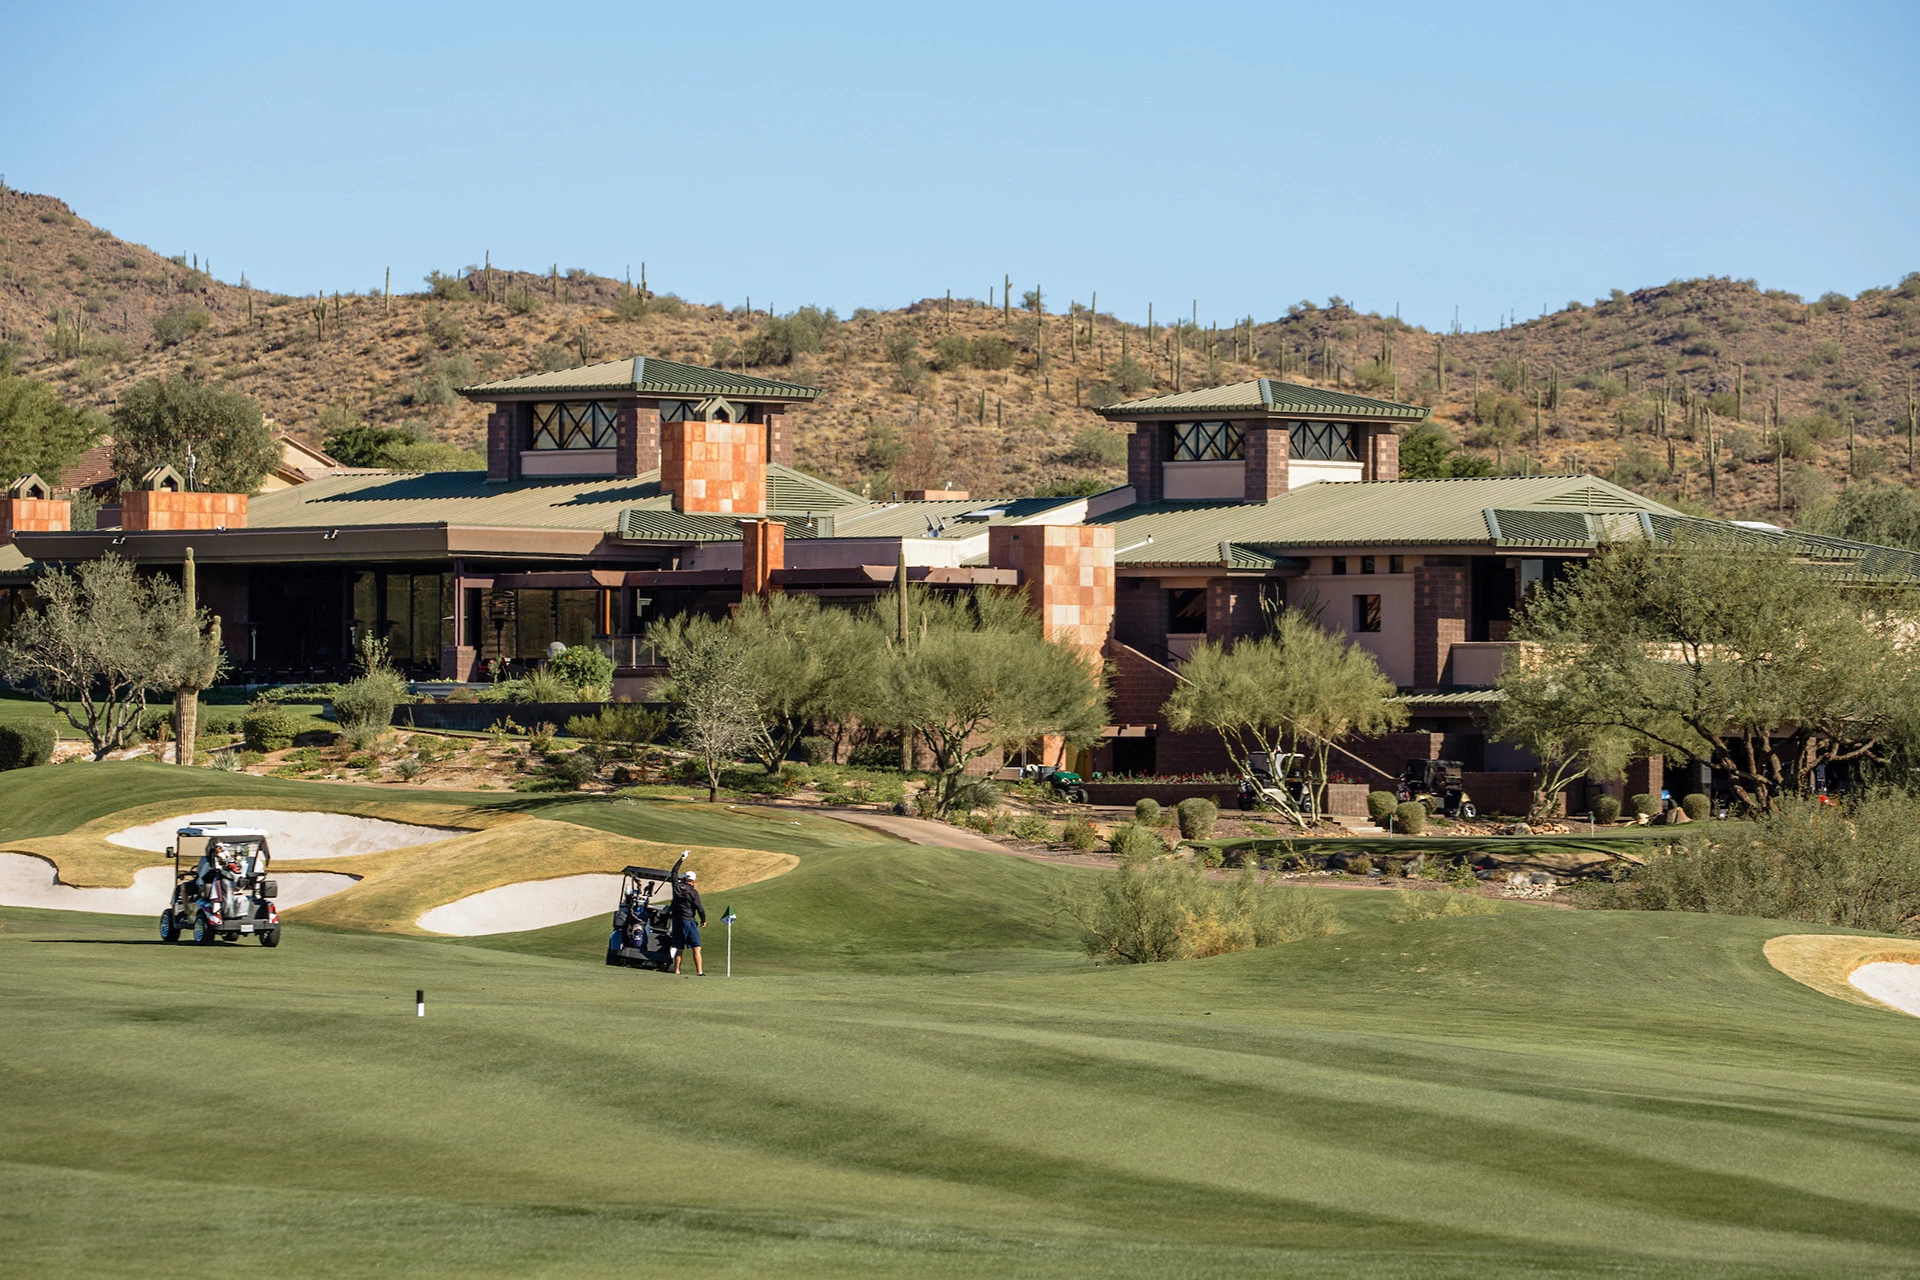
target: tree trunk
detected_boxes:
[173,691,197,766]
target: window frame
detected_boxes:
[1170,420,1246,462]
[529,401,620,450]
[1287,420,1356,462]
[1354,593,1382,633]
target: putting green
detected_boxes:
[2,764,1919,1278]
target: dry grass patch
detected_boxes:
[1762,933,1920,1010]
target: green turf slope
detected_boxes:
[2,767,1919,1278]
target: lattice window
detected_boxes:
[1287,420,1355,462]
[529,402,619,450]
[660,400,697,422]
[1171,420,1245,461]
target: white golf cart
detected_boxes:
[158,820,282,947]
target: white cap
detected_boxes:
[683,870,697,882]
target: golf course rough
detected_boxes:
[3,763,1920,1278]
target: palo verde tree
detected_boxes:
[1498,531,1920,813]
[110,377,278,493]
[0,554,218,760]
[657,630,769,803]
[868,587,1108,815]
[650,592,877,772]
[1162,604,1405,826]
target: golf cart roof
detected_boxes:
[622,865,680,880]
[176,821,270,840]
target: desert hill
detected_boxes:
[3,183,1916,520]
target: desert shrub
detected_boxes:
[236,750,265,766]
[1175,797,1218,840]
[932,334,972,371]
[1067,426,1128,468]
[1390,889,1496,922]
[1109,822,1168,859]
[1133,798,1162,826]
[1592,793,1622,824]
[242,701,302,752]
[946,776,1001,815]
[446,686,480,704]
[151,306,211,347]
[797,735,835,765]
[1347,855,1374,876]
[1011,814,1054,843]
[847,741,901,770]
[546,750,597,789]
[565,704,666,747]
[528,722,557,754]
[1060,817,1098,850]
[1681,793,1710,821]
[1367,790,1398,822]
[1057,859,1342,963]
[547,646,614,699]
[393,757,424,782]
[1393,801,1429,835]
[1630,793,1658,818]
[970,335,1014,371]
[332,673,400,738]
[775,762,810,794]
[1580,793,1920,933]
[0,721,56,770]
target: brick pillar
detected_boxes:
[1126,425,1164,503]
[1363,427,1400,482]
[618,405,660,477]
[1243,424,1289,502]
[742,518,784,598]
[486,407,518,481]
[765,411,793,468]
[1204,579,1266,649]
[1414,557,1468,688]
[986,523,1115,659]
[0,496,70,544]
[662,418,766,513]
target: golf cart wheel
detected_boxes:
[158,909,178,944]
[1069,787,1089,804]
[192,914,215,945]
[259,927,280,948]
[605,949,620,967]
[1459,803,1478,820]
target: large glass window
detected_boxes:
[1288,421,1356,462]
[1171,421,1245,461]
[349,569,449,671]
[1167,588,1208,634]
[530,401,619,450]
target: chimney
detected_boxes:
[120,465,248,532]
[0,474,69,545]
[742,518,784,598]
[661,399,766,513]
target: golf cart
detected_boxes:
[1398,759,1478,820]
[1020,764,1089,804]
[606,852,688,971]
[1238,752,1319,824]
[158,820,281,946]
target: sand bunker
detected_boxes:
[416,873,625,936]
[107,810,458,859]
[1849,962,1920,1018]
[0,852,357,915]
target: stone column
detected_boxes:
[486,407,519,481]
[1126,425,1164,504]
[1362,427,1400,482]
[742,519,785,598]
[764,411,793,468]
[618,405,661,477]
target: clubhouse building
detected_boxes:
[6,355,1915,810]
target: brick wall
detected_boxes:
[1363,427,1400,482]
[616,406,661,478]
[0,497,70,543]
[1413,556,1468,687]
[122,491,248,531]
[1625,755,1664,800]
[1109,643,1179,726]
[765,412,793,468]
[1113,578,1168,651]
[987,523,1115,656]
[1205,578,1267,648]
[1243,424,1290,501]
[1126,426,1164,503]
[661,418,766,514]
[1464,771,1541,818]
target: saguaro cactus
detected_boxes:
[172,547,224,766]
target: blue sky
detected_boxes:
[5,0,1915,332]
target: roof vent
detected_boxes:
[959,508,1007,522]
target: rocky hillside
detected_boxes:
[3,184,1916,519]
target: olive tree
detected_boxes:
[1500,532,1920,813]
[0,554,218,760]
[1163,608,1405,826]
[111,377,278,494]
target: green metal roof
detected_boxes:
[1095,378,1428,421]
[765,468,866,513]
[234,463,844,532]
[0,542,30,580]
[616,510,822,543]
[458,356,823,401]
[1090,476,1676,566]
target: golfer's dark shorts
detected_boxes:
[676,919,701,948]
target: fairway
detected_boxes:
[3,767,1919,1277]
